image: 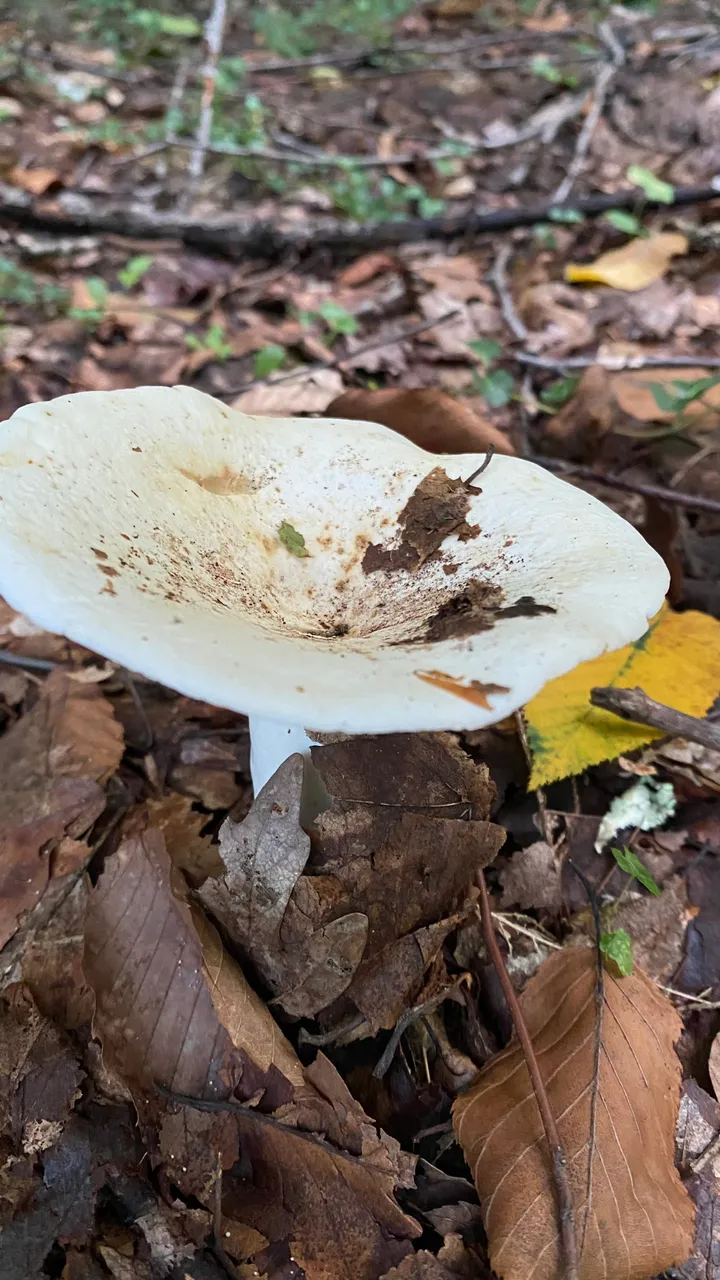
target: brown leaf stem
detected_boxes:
[476,869,580,1280]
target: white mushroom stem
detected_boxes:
[248,715,330,823]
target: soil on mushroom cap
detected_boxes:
[362,467,481,575]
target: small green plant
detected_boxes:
[254,343,287,378]
[610,846,661,896]
[0,257,68,314]
[626,165,674,204]
[600,927,633,976]
[298,300,358,344]
[468,339,515,408]
[642,374,720,437]
[252,0,415,59]
[130,9,201,39]
[604,209,647,236]
[531,53,578,88]
[117,254,153,291]
[68,276,108,326]
[539,374,581,410]
[185,324,233,361]
[533,224,558,249]
[326,168,445,223]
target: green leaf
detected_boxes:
[117,254,153,291]
[86,277,109,307]
[318,299,358,336]
[670,375,720,404]
[254,344,287,378]
[611,845,661,895]
[278,521,309,558]
[540,374,580,409]
[531,53,561,83]
[133,10,202,36]
[626,165,674,204]
[476,368,514,408]
[603,209,646,236]
[648,382,682,413]
[600,928,633,976]
[548,207,585,224]
[468,338,503,369]
[533,224,557,248]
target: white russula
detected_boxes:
[0,385,668,806]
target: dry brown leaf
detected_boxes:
[326,388,516,456]
[565,232,688,292]
[122,792,223,884]
[519,282,595,356]
[232,366,343,414]
[543,365,614,458]
[453,948,694,1280]
[84,830,302,1100]
[418,292,476,356]
[708,1033,720,1103]
[414,255,490,303]
[337,253,398,287]
[499,841,563,912]
[0,672,123,952]
[8,165,59,195]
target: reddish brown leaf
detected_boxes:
[84,831,301,1102]
[326,388,516,456]
[453,948,695,1280]
[0,672,123,952]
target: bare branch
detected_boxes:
[590,686,720,752]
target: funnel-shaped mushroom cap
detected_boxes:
[0,386,667,732]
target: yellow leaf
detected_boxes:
[564,232,688,292]
[525,607,720,787]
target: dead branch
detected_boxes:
[552,23,624,204]
[516,351,720,372]
[530,455,720,515]
[179,0,228,211]
[477,869,580,1280]
[491,244,528,342]
[1,181,718,259]
[590,686,720,752]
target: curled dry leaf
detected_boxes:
[453,947,694,1280]
[231,366,343,414]
[565,232,688,292]
[326,388,516,456]
[0,671,123,954]
[613,367,720,424]
[84,830,302,1101]
[525,607,720,787]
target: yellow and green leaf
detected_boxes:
[525,607,720,787]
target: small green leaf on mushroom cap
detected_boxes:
[279,521,309,558]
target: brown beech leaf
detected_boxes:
[84,830,301,1102]
[326,388,516,456]
[453,947,694,1280]
[0,671,124,952]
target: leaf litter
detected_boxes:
[3,0,720,1275]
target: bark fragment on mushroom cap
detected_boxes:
[0,385,669,734]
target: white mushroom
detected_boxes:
[0,385,668,807]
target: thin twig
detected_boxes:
[491,244,528,342]
[116,132,489,170]
[477,870,579,1280]
[590,686,720,752]
[0,649,56,672]
[514,709,553,844]
[515,351,720,372]
[657,983,720,1009]
[155,55,190,181]
[465,446,495,486]
[552,23,624,203]
[225,308,460,396]
[373,978,468,1080]
[528,454,720,515]
[491,912,563,951]
[179,0,228,212]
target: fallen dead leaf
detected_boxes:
[326,387,516,455]
[122,792,223,883]
[565,232,688,292]
[543,364,614,458]
[519,282,596,356]
[499,841,563,912]
[8,165,59,195]
[84,830,301,1100]
[710,1035,720,1103]
[338,252,398,287]
[414,255,491,304]
[0,671,123,953]
[526,608,720,786]
[453,947,695,1280]
[232,366,344,414]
